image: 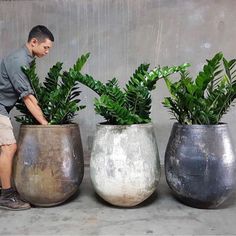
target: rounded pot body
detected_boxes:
[165,123,236,208]
[90,123,161,207]
[14,124,84,206]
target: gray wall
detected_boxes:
[1,0,236,163]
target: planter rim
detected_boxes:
[173,122,228,128]
[20,123,79,129]
[96,122,154,128]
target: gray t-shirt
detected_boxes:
[0,45,34,117]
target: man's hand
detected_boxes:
[23,94,49,125]
[41,120,49,125]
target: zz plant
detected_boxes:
[72,59,189,125]
[163,52,236,125]
[15,53,89,125]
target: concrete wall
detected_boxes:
[1,0,236,163]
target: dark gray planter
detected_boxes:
[90,123,161,207]
[14,124,84,206]
[165,123,236,208]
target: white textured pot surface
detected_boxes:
[90,123,161,207]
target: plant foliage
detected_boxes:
[163,52,236,124]
[72,62,189,125]
[15,53,89,124]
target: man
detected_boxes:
[0,25,54,210]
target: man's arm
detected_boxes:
[23,94,48,125]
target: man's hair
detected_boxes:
[28,25,54,43]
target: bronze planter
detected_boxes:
[14,124,84,206]
[165,123,236,208]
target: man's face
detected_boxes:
[32,38,53,58]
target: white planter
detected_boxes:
[90,123,161,207]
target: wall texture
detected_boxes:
[1,0,236,163]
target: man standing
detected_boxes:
[0,25,54,210]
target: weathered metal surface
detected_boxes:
[14,124,84,206]
[165,123,236,208]
[90,123,161,207]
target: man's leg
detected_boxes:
[0,114,31,210]
[0,143,31,210]
[0,143,17,189]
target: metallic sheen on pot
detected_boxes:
[14,124,84,206]
[165,123,236,208]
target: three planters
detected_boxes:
[14,52,236,209]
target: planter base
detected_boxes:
[174,191,233,209]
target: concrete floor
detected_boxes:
[0,167,236,236]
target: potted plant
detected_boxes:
[13,53,89,206]
[73,62,188,207]
[163,52,236,208]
